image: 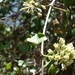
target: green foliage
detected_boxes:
[6,71,16,75]
[0,0,75,75]
[66,9,70,18]
[27,33,47,44]
[48,64,59,74]
[30,67,37,73]
[0,42,4,50]
[18,44,30,52]
[4,41,11,49]
[0,40,11,50]
[63,0,75,7]
[5,62,12,70]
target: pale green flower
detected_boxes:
[53,43,59,49]
[48,56,54,60]
[60,51,65,56]
[47,49,54,54]
[46,37,75,71]
[59,37,65,45]
[63,55,69,60]
[36,8,42,13]
[61,64,66,70]
[37,12,42,17]
[41,5,46,10]
[54,55,61,61]
[65,60,74,67]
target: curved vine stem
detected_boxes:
[41,0,56,75]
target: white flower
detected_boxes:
[61,64,66,70]
[66,43,74,50]
[70,50,75,59]
[59,37,65,44]
[53,43,59,49]
[47,49,54,54]
[54,55,61,61]
[47,37,75,71]
[54,61,58,65]
[37,12,42,17]
[48,56,54,60]
[34,2,39,6]
[61,44,66,49]
[65,60,74,66]
[63,55,69,60]
[30,0,35,4]
[36,8,42,13]
[60,51,65,56]
[20,8,25,11]
[41,5,46,10]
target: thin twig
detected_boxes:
[45,4,66,12]
[67,35,75,43]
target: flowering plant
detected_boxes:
[45,37,75,74]
[20,0,46,17]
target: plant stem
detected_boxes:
[45,5,67,12]
[41,0,56,75]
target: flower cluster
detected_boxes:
[47,37,75,70]
[20,0,46,17]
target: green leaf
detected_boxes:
[5,62,12,70]
[22,63,27,68]
[0,42,4,50]
[31,23,36,27]
[4,41,11,49]
[48,64,60,74]
[6,72,11,75]
[55,68,60,74]
[27,0,31,2]
[5,27,11,32]
[41,20,45,25]
[44,61,51,68]
[30,67,37,73]
[27,33,47,44]
[10,71,16,75]
[0,0,3,3]
[18,60,24,66]
[18,44,30,52]
[66,9,70,18]
[13,67,19,72]
[48,64,55,73]
[72,28,75,35]
[63,0,75,7]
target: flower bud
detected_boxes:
[27,9,33,14]
[61,64,66,71]
[36,8,42,13]
[41,5,46,10]
[48,56,54,60]
[63,55,69,60]
[53,43,59,49]
[23,2,27,6]
[20,8,25,11]
[59,37,65,44]
[34,2,39,6]
[54,55,60,61]
[30,0,35,4]
[37,12,42,17]
[47,49,54,54]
